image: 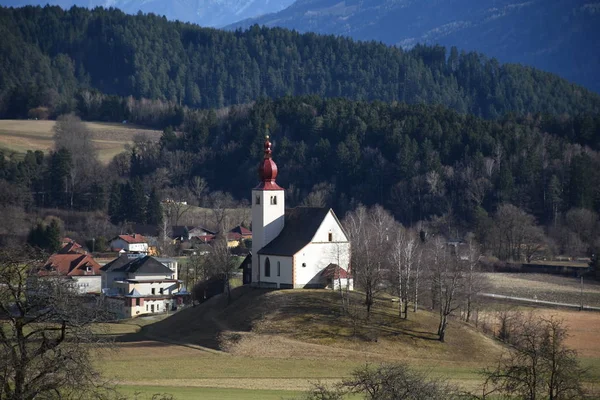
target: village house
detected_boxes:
[170,225,216,242]
[40,252,103,294]
[249,136,352,289]
[109,234,149,254]
[100,255,186,318]
[226,225,252,247]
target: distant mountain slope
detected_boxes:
[2,6,600,120]
[0,0,294,27]
[229,0,600,93]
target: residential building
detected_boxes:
[109,234,149,254]
[100,255,186,318]
[40,253,103,294]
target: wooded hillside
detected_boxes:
[1,6,600,121]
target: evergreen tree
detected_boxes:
[45,219,62,253]
[130,178,146,223]
[26,219,61,252]
[146,188,163,226]
[108,181,122,225]
[26,223,47,250]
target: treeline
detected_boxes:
[1,5,600,122]
[3,97,600,226]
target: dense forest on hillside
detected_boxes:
[3,97,600,237]
[230,0,600,94]
[1,5,600,121]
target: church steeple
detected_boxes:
[256,135,283,190]
[251,130,286,286]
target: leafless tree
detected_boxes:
[343,364,461,400]
[0,247,115,400]
[344,205,394,317]
[204,234,238,304]
[53,114,102,208]
[491,204,547,262]
[162,187,194,226]
[389,226,419,319]
[462,235,488,323]
[208,191,236,230]
[301,182,335,208]
[480,315,586,400]
[189,176,209,207]
[426,236,465,342]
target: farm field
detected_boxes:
[97,289,502,398]
[0,119,161,163]
[95,284,600,399]
[483,272,600,307]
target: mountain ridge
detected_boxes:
[228,0,600,93]
[0,0,294,27]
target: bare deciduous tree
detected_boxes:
[0,247,114,400]
[53,114,102,208]
[426,236,465,342]
[189,176,208,206]
[162,187,194,226]
[298,364,462,400]
[390,226,419,319]
[462,235,488,323]
[480,315,586,400]
[344,205,394,317]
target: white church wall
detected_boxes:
[251,189,285,284]
[294,241,350,288]
[257,255,293,287]
[312,211,349,243]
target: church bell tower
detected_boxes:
[251,135,285,285]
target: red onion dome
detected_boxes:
[256,135,283,190]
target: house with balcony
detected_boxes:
[100,255,187,318]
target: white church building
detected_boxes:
[249,136,352,290]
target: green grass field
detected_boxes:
[0,119,161,163]
[93,286,600,399]
[118,385,304,400]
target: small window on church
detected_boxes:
[256,195,260,205]
[270,196,277,205]
[277,261,281,276]
[265,257,271,277]
[328,232,333,242]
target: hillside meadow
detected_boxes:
[89,285,599,399]
[0,119,161,163]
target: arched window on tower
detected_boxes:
[265,257,271,277]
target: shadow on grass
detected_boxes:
[124,286,440,350]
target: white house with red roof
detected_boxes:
[250,136,352,290]
[110,234,149,254]
[40,252,103,294]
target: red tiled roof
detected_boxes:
[116,234,147,244]
[58,242,85,254]
[41,254,102,276]
[227,232,243,241]
[195,235,215,243]
[320,264,350,279]
[229,226,252,236]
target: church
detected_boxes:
[248,136,352,290]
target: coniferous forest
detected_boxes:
[1,5,600,259]
[1,6,600,121]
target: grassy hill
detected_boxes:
[0,119,161,163]
[98,287,600,398]
[145,287,503,368]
